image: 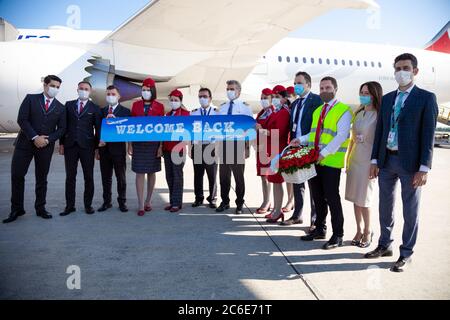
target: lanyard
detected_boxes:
[391,93,407,129]
[322,99,338,118]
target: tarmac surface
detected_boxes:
[0,135,449,299]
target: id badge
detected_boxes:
[292,123,297,132]
[387,131,395,144]
[356,134,364,143]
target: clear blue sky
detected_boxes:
[0,0,449,48]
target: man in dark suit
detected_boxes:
[3,75,66,223]
[97,85,130,212]
[366,53,438,272]
[59,81,102,216]
[284,71,322,228]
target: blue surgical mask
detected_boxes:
[294,84,305,96]
[359,95,371,106]
[272,98,282,109]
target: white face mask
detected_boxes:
[106,95,118,106]
[272,98,282,109]
[170,101,181,110]
[395,70,413,87]
[260,99,270,109]
[227,90,236,101]
[47,86,59,98]
[199,97,210,107]
[142,90,152,100]
[78,89,90,101]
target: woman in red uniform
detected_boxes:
[255,88,274,214]
[162,89,190,213]
[265,85,291,223]
[128,78,165,216]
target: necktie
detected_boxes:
[227,100,234,115]
[201,108,205,116]
[108,106,113,115]
[45,99,50,112]
[314,103,329,150]
[292,98,304,135]
[79,102,84,114]
[387,91,406,149]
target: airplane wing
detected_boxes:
[105,0,378,94]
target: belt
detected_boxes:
[387,149,398,155]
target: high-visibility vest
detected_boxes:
[308,101,352,168]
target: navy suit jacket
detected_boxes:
[371,85,438,173]
[289,92,322,141]
[98,104,131,156]
[60,99,102,149]
[15,93,66,150]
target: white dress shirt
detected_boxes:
[218,99,253,117]
[319,99,352,158]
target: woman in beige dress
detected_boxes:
[345,81,383,248]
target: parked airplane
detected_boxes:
[0,0,449,133]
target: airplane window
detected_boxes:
[311,58,315,64]
[319,58,323,64]
[349,60,353,66]
[326,58,330,65]
[357,60,360,66]
[342,59,346,66]
[295,57,298,63]
[334,59,338,65]
[378,62,382,68]
[303,57,307,63]
[278,56,282,62]
[371,61,375,67]
[287,56,291,63]
[364,61,368,67]
[263,56,266,59]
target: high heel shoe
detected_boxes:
[351,232,364,246]
[137,210,145,217]
[359,231,374,248]
[281,204,294,213]
[164,205,172,211]
[256,203,272,214]
[266,212,284,223]
[264,212,273,219]
[144,203,152,212]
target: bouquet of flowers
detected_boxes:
[275,146,319,184]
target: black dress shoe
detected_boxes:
[97,203,112,212]
[280,217,303,226]
[119,204,128,212]
[85,207,95,214]
[322,236,343,250]
[60,207,76,216]
[2,210,25,224]
[235,206,243,215]
[364,245,393,259]
[192,200,203,207]
[391,256,411,273]
[216,203,230,212]
[208,202,217,209]
[300,230,326,241]
[37,211,52,219]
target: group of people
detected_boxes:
[3,53,439,273]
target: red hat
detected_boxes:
[142,77,155,88]
[261,88,273,96]
[169,89,183,99]
[272,85,286,94]
[286,86,295,95]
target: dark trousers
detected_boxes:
[219,164,245,207]
[192,144,217,203]
[310,165,344,237]
[163,151,185,207]
[378,154,421,258]
[99,151,127,205]
[292,180,317,224]
[11,144,54,213]
[64,144,95,209]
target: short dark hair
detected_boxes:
[44,75,62,85]
[106,85,120,94]
[394,53,418,69]
[320,76,338,89]
[78,81,92,88]
[199,87,212,98]
[295,71,311,85]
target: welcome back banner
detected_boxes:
[100,115,257,142]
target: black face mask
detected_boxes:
[320,92,335,103]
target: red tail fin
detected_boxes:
[425,21,450,54]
